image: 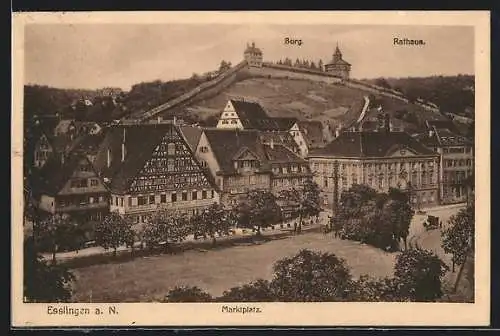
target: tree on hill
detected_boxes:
[237,190,281,236]
[270,249,351,301]
[94,212,134,256]
[294,58,301,67]
[394,247,449,302]
[375,78,392,89]
[310,61,317,70]
[318,59,324,71]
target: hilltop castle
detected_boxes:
[324,44,351,79]
[243,42,263,68]
[243,41,351,79]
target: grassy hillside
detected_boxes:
[184,77,447,131]
[365,75,474,117]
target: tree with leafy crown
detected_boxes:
[23,237,75,303]
[198,202,233,247]
[38,213,79,263]
[164,286,213,302]
[279,178,321,234]
[142,209,190,253]
[394,247,449,302]
[270,249,351,302]
[94,211,134,256]
[237,190,281,237]
[441,203,474,273]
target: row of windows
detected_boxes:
[234,160,260,169]
[221,119,238,125]
[444,159,473,168]
[58,195,106,207]
[70,178,99,188]
[272,165,308,175]
[443,147,472,154]
[321,171,437,189]
[313,160,435,172]
[272,177,308,188]
[34,150,50,161]
[112,190,215,208]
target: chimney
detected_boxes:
[270,138,274,149]
[384,113,390,133]
[107,149,111,168]
[173,116,177,125]
[428,128,434,138]
[157,116,162,123]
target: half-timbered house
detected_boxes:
[94,121,218,223]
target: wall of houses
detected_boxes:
[309,155,440,209]
[438,145,474,204]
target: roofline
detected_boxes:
[308,154,440,160]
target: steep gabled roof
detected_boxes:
[258,131,301,154]
[310,131,437,158]
[264,144,307,163]
[32,151,92,197]
[179,125,203,152]
[297,120,326,149]
[68,132,107,155]
[94,124,172,192]
[230,99,297,131]
[203,129,269,175]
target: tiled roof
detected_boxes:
[297,120,326,149]
[415,127,473,148]
[326,58,351,66]
[203,129,270,175]
[264,144,306,163]
[93,123,174,193]
[32,151,91,196]
[258,131,300,154]
[179,126,203,152]
[309,131,437,158]
[230,99,297,131]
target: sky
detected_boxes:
[24,24,474,91]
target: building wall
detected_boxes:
[34,135,53,168]
[439,145,474,204]
[110,188,219,222]
[244,52,263,67]
[39,195,56,213]
[325,64,351,79]
[309,155,440,209]
[216,101,244,129]
[288,123,309,158]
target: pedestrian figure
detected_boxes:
[439,221,443,229]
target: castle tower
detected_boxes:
[243,41,263,68]
[325,42,351,79]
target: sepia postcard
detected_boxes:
[11,11,490,327]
